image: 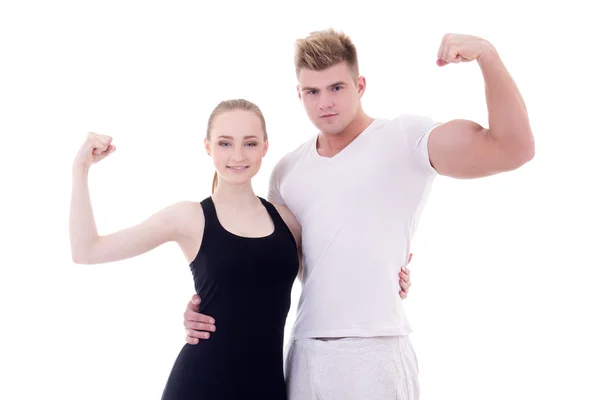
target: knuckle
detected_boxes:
[186,328,197,337]
[197,323,207,331]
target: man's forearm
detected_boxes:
[478,45,535,161]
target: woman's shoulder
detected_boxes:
[164,200,206,237]
[269,200,301,246]
[168,200,205,217]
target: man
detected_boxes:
[182,29,534,399]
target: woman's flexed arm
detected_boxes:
[69,132,191,264]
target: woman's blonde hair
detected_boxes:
[206,99,267,193]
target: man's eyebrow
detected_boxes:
[301,81,346,91]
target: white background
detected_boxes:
[1,1,599,399]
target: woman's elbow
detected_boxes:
[71,247,93,264]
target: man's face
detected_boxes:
[297,62,365,135]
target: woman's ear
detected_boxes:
[263,139,269,157]
[204,137,211,156]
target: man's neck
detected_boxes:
[317,111,375,157]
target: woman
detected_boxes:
[70,99,301,399]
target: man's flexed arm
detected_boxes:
[429,34,535,179]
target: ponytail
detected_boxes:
[212,171,218,194]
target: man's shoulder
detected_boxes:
[382,114,442,143]
[388,114,439,129]
[275,136,315,169]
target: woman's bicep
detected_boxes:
[81,202,189,264]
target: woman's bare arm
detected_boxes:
[69,165,196,264]
[69,132,199,265]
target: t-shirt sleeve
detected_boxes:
[267,158,285,205]
[396,114,442,176]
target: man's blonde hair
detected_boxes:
[294,28,359,78]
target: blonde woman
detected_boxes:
[70,99,302,399]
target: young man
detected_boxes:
[182,29,534,399]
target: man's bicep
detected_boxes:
[428,119,511,179]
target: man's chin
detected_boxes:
[317,122,345,135]
[323,127,345,135]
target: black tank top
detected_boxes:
[190,196,298,336]
[161,196,298,399]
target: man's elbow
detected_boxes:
[503,134,535,170]
[516,138,535,166]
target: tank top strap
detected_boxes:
[199,196,220,232]
[202,196,290,239]
[258,197,289,234]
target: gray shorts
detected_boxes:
[284,335,420,400]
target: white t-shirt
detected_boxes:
[268,115,441,339]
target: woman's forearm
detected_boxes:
[69,165,99,263]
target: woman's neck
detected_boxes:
[211,182,260,209]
